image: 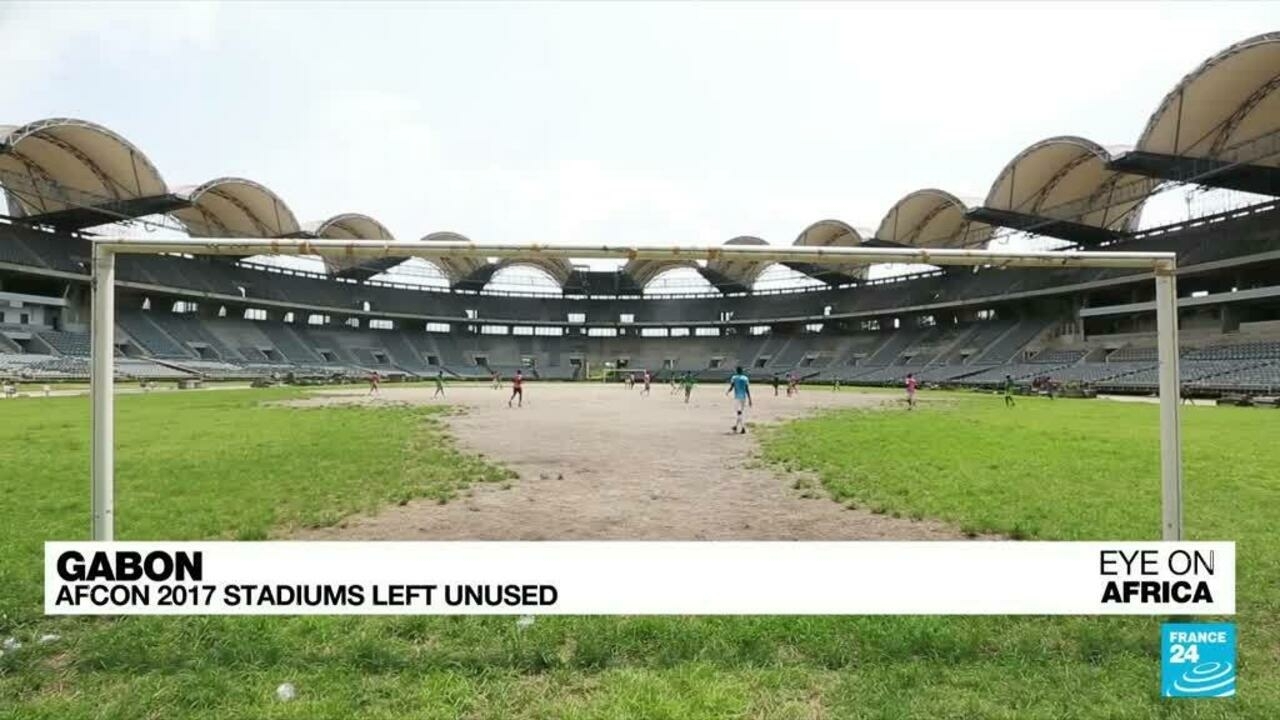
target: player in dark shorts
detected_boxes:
[641,370,652,396]
[509,369,524,408]
[1003,374,1016,407]
[905,373,918,409]
[771,375,780,396]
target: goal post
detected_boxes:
[88,239,1183,541]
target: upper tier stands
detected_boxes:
[2,201,1277,330]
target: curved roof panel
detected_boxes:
[172,177,300,238]
[494,257,574,286]
[984,136,1152,233]
[623,258,700,287]
[309,213,393,240]
[308,213,397,275]
[0,117,167,216]
[1138,33,1280,162]
[876,189,993,248]
[421,231,488,284]
[793,218,863,247]
[789,219,869,281]
[708,235,771,288]
[423,232,574,286]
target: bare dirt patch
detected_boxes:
[294,383,970,541]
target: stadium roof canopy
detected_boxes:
[876,189,992,249]
[706,235,771,292]
[308,213,393,241]
[172,177,301,239]
[794,218,863,248]
[4,32,1277,295]
[621,258,701,288]
[0,117,185,230]
[1110,32,1280,195]
[969,136,1154,245]
[789,219,868,284]
[305,213,398,278]
[422,231,491,289]
[421,232,581,291]
[493,257,575,286]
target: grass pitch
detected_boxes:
[0,388,1276,718]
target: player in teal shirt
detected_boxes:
[726,367,752,434]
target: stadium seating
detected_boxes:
[146,313,240,361]
[116,358,193,379]
[1045,361,1155,385]
[0,332,20,354]
[118,311,194,358]
[1029,349,1087,365]
[156,359,259,379]
[954,363,1074,387]
[0,353,86,379]
[1107,346,1160,362]
[4,201,1280,395]
[1186,341,1280,360]
[7,309,1280,396]
[258,324,323,363]
[36,329,91,356]
[941,320,1013,364]
[973,320,1050,365]
[863,327,928,366]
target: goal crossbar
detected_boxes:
[88,239,1183,542]
[94,236,1176,271]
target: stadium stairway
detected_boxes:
[259,323,323,364]
[972,319,1050,365]
[117,311,195,359]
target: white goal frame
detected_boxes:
[88,239,1184,541]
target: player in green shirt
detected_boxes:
[681,372,695,403]
[1003,374,1015,407]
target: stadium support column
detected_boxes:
[1154,264,1182,541]
[91,244,115,541]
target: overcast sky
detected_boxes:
[0,2,1274,251]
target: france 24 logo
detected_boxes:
[1161,623,1236,698]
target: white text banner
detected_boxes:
[45,541,1235,616]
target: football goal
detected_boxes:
[86,239,1184,542]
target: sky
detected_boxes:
[0,1,1275,282]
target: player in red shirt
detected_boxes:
[509,369,524,408]
[641,370,652,396]
[368,370,380,397]
[905,373,919,410]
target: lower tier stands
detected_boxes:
[4,312,1280,395]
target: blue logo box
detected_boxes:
[1161,623,1236,698]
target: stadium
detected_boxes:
[2,21,1279,720]
[5,41,1280,397]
